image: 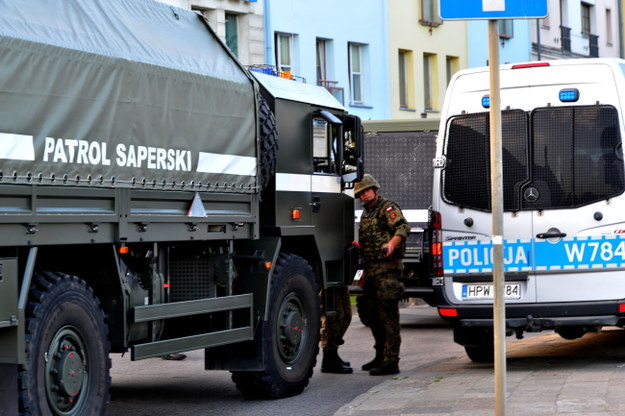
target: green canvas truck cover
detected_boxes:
[0,0,258,192]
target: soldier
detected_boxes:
[319,286,353,374]
[355,174,410,376]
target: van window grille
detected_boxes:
[442,105,624,212]
[530,105,624,209]
[442,110,528,211]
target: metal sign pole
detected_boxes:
[488,19,506,416]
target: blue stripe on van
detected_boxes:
[444,235,625,274]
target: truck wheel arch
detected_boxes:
[18,272,110,415]
[231,253,320,398]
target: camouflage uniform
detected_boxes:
[320,285,352,350]
[358,196,410,366]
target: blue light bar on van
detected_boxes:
[559,88,580,102]
[482,95,490,108]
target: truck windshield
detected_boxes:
[442,105,625,212]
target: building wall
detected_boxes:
[263,0,390,120]
[468,20,532,68]
[156,0,265,65]
[387,0,467,120]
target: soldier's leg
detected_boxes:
[320,287,353,374]
[369,270,402,375]
[359,277,386,370]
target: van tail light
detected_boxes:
[438,308,458,318]
[429,209,444,278]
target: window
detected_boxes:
[498,20,514,39]
[423,53,433,111]
[316,38,327,82]
[349,43,364,104]
[581,3,591,36]
[420,0,442,26]
[225,13,238,57]
[275,33,293,73]
[398,50,408,109]
[313,118,339,175]
[446,56,458,87]
[442,106,624,212]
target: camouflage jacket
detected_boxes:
[358,196,410,263]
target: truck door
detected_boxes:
[310,111,358,284]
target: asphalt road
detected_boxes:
[107,302,461,416]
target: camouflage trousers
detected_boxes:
[320,285,352,350]
[358,261,404,364]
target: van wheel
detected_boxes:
[555,327,586,340]
[464,343,494,363]
[18,272,110,416]
[258,95,278,190]
[231,253,320,398]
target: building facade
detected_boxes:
[263,0,390,120]
[531,0,621,60]
[156,0,266,66]
[387,0,467,120]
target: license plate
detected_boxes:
[353,269,364,281]
[462,283,521,300]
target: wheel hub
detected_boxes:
[45,328,88,415]
[277,293,306,363]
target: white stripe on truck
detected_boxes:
[0,133,35,161]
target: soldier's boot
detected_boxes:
[361,347,384,371]
[321,349,353,374]
[369,361,400,376]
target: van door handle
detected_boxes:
[536,231,567,239]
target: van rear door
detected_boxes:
[439,61,625,306]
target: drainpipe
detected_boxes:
[617,0,625,58]
[536,18,541,60]
[264,0,272,65]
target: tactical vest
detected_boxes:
[359,198,406,262]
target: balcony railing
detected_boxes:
[560,25,571,53]
[589,34,599,57]
[317,80,344,105]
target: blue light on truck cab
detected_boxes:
[559,88,580,102]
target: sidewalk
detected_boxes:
[335,321,625,415]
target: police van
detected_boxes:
[431,58,625,362]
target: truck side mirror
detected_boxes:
[341,115,363,183]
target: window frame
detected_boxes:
[275,32,293,73]
[420,0,442,27]
[225,12,239,57]
[348,42,364,105]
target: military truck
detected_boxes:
[0,0,362,414]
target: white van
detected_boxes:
[432,58,625,362]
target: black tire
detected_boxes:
[464,344,495,363]
[258,95,278,190]
[555,327,586,340]
[232,253,320,399]
[18,272,110,416]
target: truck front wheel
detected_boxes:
[232,253,320,398]
[18,272,110,416]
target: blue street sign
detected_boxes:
[440,0,548,20]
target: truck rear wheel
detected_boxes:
[18,272,110,416]
[231,253,320,398]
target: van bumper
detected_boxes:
[436,299,625,331]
